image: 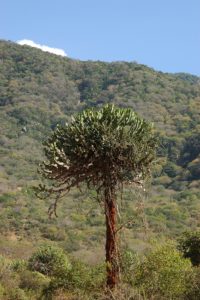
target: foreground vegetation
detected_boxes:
[1,240,200,299]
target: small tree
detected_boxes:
[36,104,157,289]
[134,243,192,299]
[28,245,71,277]
[178,231,200,266]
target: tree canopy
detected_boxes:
[37,104,156,208]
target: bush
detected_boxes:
[0,255,20,292]
[43,260,105,299]
[19,270,50,291]
[42,226,67,241]
[66,260,105,291]
[134,243,192,299]
[0,255,11,278]
[178,231,200,266]
[0,284,5,298]
[28,245,71,277]
[120,250,140,285]
[5,288,28,300]
[185,266,200,300]
[11,259,28,273]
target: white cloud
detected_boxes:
[17,39,67,57]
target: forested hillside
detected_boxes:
[1,39,200,261]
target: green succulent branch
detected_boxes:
[36,104,157,210]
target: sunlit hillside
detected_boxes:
[0,39,200,256]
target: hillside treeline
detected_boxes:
[0,40,200,267]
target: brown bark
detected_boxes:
[105,187,119,289]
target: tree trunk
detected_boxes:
[105,187,119,289]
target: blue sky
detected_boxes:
[1,0,200,75]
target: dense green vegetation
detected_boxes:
[1,242,200,299]
[0,40,200,298]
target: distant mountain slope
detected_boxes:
[1,40,200,255]
[1,40,200,187]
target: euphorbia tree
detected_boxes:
[36,104,157,289]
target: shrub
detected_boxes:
[0,284,5,298]
[11,259,28,273]
[134,243,192,299]
[43,260,106,299]
[120,250,140,285]
[42,226,67,241]
[178,231,200,266]
[19,270,50,291]
[0,255,20,291]
[5,288,28,300]
[28,245,71,277]
[185,266,200,300]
